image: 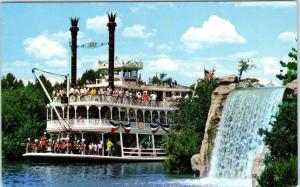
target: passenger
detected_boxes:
[97,140,103,156]
[76,140,81,154]
[33,139,39,153]
[93,143,97,155]
[60,139,66,154]
[106,138,114,156]
[26,138,31,153]
[90,88,96,95]
[66,139,72,154]
[81,139,86,155]
[41,133,47,153]
[46,139,52,153]
[89,143,93,155]
[143,91,149,101]
[54,139,60,153]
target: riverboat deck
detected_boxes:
[22,153,166,162]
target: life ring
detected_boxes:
[70,95,76,102]
[138,123,144,129]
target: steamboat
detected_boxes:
[23,13,190,162]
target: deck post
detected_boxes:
[135,110,137,123]
[142,110,145,123]
[51,108,53,120]
[46,107,48,120]
[102,133,104,156]
[166,112,168,124]
[151,134,156,156]
[118,108,121,121]
[110,107,113,120]
[98,106,101,123]
[74,106,77,125]
[150,111,153,123]
[120,132,124,157]
[127,109,129,122]
[62,106,65,119]
[86,106,89,124]
[136,133,140,157]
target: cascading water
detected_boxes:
[208,87,285,180]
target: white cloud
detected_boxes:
[230,51,257,59]
[234,2,296,8]
[24,35,67,60]
[50,31,85,43]
[122,24,156,38]
[181,16,245,51]
[278,32,297,42]
[86,15,121,32]
[145,41,155,48]
[157,44,173,52]
[149,58,178,72]
[130,7,140,14]
[46,59,67,67]
[129,3,157,14]
[263,65,280,75]
[184,42,201,51]
[253,56,290,75]
[145,42,173,52]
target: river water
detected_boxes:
[3,161,202,187]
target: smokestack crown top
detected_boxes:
[107,12,117,29]
[70,17,79,27]
[107,12,116,22]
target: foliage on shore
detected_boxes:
[163,79,219,174]
[256,157,297,187]
[257,48,297,186]
[2,73,48,160]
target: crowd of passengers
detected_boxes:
[52,86,186,103]
[26,133,117,156]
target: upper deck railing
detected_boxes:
[52,95,181,109]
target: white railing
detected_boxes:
[47,119,169,132]
[53,95,177,109]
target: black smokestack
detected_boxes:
[70,17,79,87]
[107,13,117,91]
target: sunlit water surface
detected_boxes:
[2,161,252,187]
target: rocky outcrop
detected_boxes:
[191,154,201,176]
[251,146,267,187]
[196,75,238,177]
[219,75,238,85]
[237,78,263,88]
[192,76,263,177]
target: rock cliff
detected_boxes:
[191,76,263,176]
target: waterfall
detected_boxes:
[208,87,285,179]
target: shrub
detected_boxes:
[163,79,219,173]
[256,157,297,187]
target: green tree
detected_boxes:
[2,86,47,160]
[237,59,256,82]
[276,48,297,85]
[163,79,219,173]
[257,48,298,185]
[1,73,24,89]
[259,98,297,162]
[78,69,107,86]
[149,73,177,87]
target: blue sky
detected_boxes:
[2,2,297,86]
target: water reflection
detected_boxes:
[3,161,195,187]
